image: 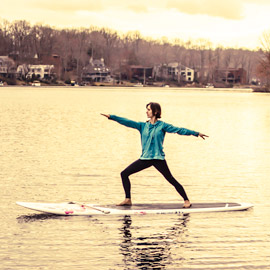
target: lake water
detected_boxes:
[1,86,270,269]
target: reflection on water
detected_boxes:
[119,215,188,269]
[1,87,270,269]
[17,213,59,223]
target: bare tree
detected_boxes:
[256,31,270,87]
[100,28,119,67]
[244,51,258,84]
[73,29,90,82]
[223,49,233,68]
[0,20,13,55]
[9,20,32,60]
[195,38,212,83]
[31,25,57,57]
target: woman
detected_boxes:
[101,102,208,208]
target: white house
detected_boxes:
[26,65,54,80]
[179,65,194,82]
[153,62,194,82]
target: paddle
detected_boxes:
[68,202,110,214]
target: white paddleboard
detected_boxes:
[16,201,253,216]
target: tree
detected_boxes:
[31,25,57,58]
[9,20,32,60]
[257,31,270,87]
[100,28,119,67]
[73,29,89,82]
[0,20,13,55]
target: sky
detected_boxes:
[1,0,270,49]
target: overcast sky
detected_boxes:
[1,0,270,49]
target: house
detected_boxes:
[153,63,194,82]
[214,68,247,85]
[0,56,17,77]
[82,58,112,83]
[26,65,55,80]
[179,65,194,82]
[127,65,153,81]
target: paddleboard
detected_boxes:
[16,201,253,216]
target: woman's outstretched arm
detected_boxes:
[100,113,142,131]
[162,122,208,139]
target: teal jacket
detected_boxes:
[109,115,199,160]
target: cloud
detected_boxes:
[28,0,105,12]
[126,4,149,13]
[245,0,270,4]
[4,0,270,23]
[17,0,270,20]
[26,0,248,21]
[26,0,247,20]
[27,0,151,13]
[166,0,243,20]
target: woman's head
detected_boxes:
[146,102,162,119]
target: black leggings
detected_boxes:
[120,159,189,201]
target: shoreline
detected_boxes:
[0,84,258,92]
[1,80,268,92]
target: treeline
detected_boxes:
[0,19,261,83]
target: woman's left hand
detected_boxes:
[198,133,209,140]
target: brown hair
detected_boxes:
[146,102,162,118]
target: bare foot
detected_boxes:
[183,200,192,208]
[117,198,132,206]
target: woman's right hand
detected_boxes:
[100,113,110,118]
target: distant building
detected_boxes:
[127,65,153,81]
[26,65,54,80]
[214,68,247,85]
[179,65,194,82]
[0,56,17,77]
[153,63,194,82]
[82,58,111,83]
